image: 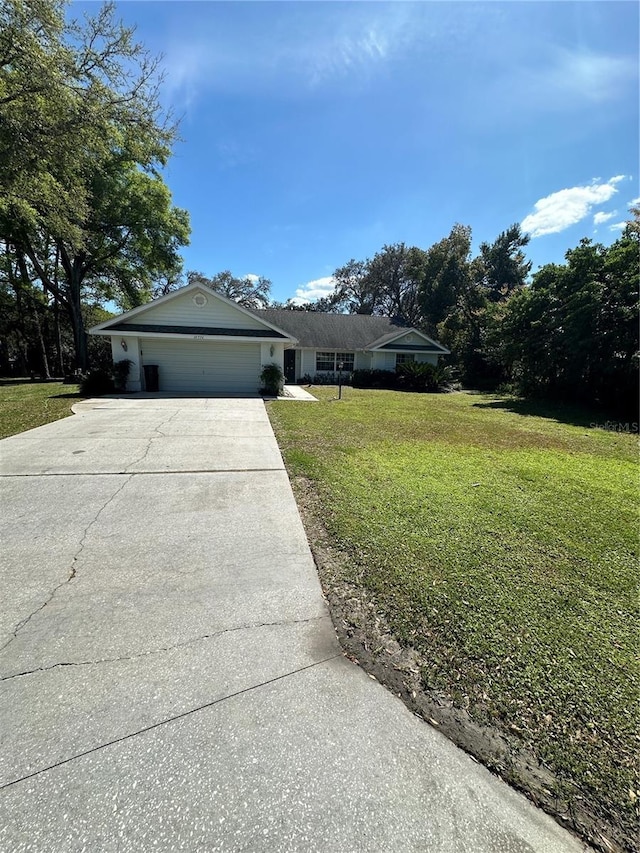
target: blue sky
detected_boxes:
[76,1,638,304]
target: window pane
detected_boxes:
[316,352,335,371]
[336,352,354,370]
[396,353,415,366]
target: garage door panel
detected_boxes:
[140,339,261,394]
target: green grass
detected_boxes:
[269,387,639,840]
[0,380,80,439]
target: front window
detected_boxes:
[396,353,415,367]
[316,351,336,371]
[315,351,355,372]
[336,352,354,372]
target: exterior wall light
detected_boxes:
[121,339,128,351]
[270,344,275,357]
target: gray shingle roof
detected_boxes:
[257,310,413,350]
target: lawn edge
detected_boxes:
[0,381,81,440]
[289,473,631,853]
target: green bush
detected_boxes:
[311,372,353,386]
[396,361,452,392]
[352,364,452,392]
[352,369,397,389]
[260,362,284,396]
[113,359,132,392]
[79,369,115,396]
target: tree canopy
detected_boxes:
[308,214,637,416]
[0,0,190,370]
[187,271,272,310]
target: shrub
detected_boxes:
[396,361,452,393]
[113,359,133,392]
[352,369,397,390]
[311,372,353,386]
[260,362,284,396]
[79,369,115,396]
[352,364,452,393]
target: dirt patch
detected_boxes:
[290,475,632,853]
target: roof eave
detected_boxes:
[88,282,295,340]
[91,328,298,344]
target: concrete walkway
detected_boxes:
[0,397,587,852]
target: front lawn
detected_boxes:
[268,388,638,851]
[0,380,80,439]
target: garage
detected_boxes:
[89,283,297,394]
[140,338,262,395]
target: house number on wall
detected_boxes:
[193,335,204,340]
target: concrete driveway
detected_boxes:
[0,397,587,852]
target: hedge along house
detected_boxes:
[257,310,450,383]
[89,282,297,394]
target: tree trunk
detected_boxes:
[53,247,64,375]
[31,300,50,378]
[16,251,51,379]
[53,294,64,375]
[69,262,89,371]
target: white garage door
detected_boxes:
[140,338,262,394]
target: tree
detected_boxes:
[418,224,473,334]
[330,259,377,313]
[0,1,190,370]
[188,271,272,310]
[499,233,639,414]
[365,243,426,326]
[327,245,427,325]
[477,223,531,302]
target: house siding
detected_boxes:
[293,347,434,380]
[372,350,438,370]
[123,289,267,331]
[111,335,143,392]
[296,348,365,379]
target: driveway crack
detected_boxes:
[0,652,343,791]
[0,615,330,681]
[124,411,180,471]
[0,476,133,653]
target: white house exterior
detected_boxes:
[90,284,449,394]
[89,283,296,394]
[258,309,449,383]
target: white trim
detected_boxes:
[105,330,290,344]
[88,282,296,341]
[367,327,450,354]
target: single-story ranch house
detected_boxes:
[90,282,449,394]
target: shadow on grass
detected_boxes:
[471,396,625,431]
[50,392,83,400]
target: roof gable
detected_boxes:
[89,283,294,340]
[369,327,449,353]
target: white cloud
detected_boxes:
[306,26,390,86]
[608,222,627,232]
[245,274,260,283]
[630,197,640,206]
[290,276,336,306]
[515,50,637,110]
[522,176,627,238]
[158,3,429,107]
[593,211,617,225]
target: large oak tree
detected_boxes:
[0,1,190,370]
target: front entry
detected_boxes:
[284,349,296,382]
